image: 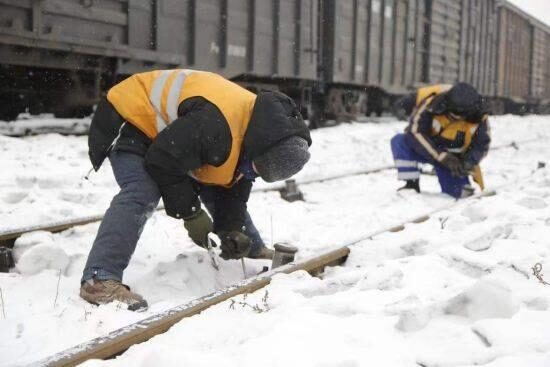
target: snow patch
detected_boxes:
[444,279,520,321]
[16,243,70,275]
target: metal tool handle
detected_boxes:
[206,234,220,271]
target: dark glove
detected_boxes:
[183,209,213,248]
[461,160,475,175]
[218,231,252,260]
[439,153,463,177]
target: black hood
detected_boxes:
[429,82,486,123]
[243,91,312,159]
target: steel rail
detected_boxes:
[30,189,497,367]
[0,138,536,246]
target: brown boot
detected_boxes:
[247,246,275,260]
[80,279,148,311]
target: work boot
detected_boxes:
[80,279,148,311]
[247,246,275,260]
[459,185,475,199]
[398,179,420,193]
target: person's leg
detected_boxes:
[391,134,426,187]
[199,186,266,256]
[434,165,471,198]
[81,151,161,283]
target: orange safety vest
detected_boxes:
[416,84,479,153]
[107,70,257,186]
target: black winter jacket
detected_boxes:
[88,92,311,233]
[405,95,491,166]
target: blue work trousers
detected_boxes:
[390,133,469,198]
[82,151,264,283]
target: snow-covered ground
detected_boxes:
[0,114,90,137]
[1,115,550,366]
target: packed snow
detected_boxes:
[1,115,550,366]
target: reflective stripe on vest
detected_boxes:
[150,69,193,134]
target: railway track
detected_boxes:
[32,188,498,367]
[0,138,539,248]
[14,136,546,366]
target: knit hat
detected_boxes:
[253,136,311,183]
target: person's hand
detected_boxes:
[439,153,463,177]
[218,231,252,260]
[461,160,475,176]
[183,209,213,248]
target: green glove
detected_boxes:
[218,231,252,260]
[183,209,213,248]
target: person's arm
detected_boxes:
[205,178,253,233]
[405,100,447,163]
[145,99,231,219]
[463,115,491,167]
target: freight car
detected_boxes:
[495,1,550,114]
[0,0,320,123]
[0,0,548,124]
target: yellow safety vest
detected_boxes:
[416,84,485,189]
[107,70,257,186]
[416,84,479,153]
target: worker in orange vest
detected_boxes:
[81,69,312,310]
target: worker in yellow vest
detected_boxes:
[390,83,490,198]
[81,69,312,310]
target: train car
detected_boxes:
[0,0,548,124]
[382,0,549,116]
[495,2,550,114]
[0,0,188,120]
[319,0,428,119]
[0,0,319,122]
[186,0,319,122]
[321,0,502,118]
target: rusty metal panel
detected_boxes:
[496,6,532,100]
[484,0,499,96]
[155,0,191,57]
[323,0,422,93]
[298,0,317,80]
[379,0,395,86]
[367,0,382,84]
[354,0,369,83]
[193,0,223,72]
[531,26,547,99]
[128,0,155,50]
[417,0,430,83]
[277,0,298,77]
[248,0,318,79]
[327,0,356,83]
[251,0,276,76]
[402,0,420,88]
[224,0,249,75]
[459,0,498,96]
[40,0,128,44]
[321,0,369,85]
[0,1,33,33]
[391,0,411,90]
[428,0,461,84]
[0,0,186,70]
